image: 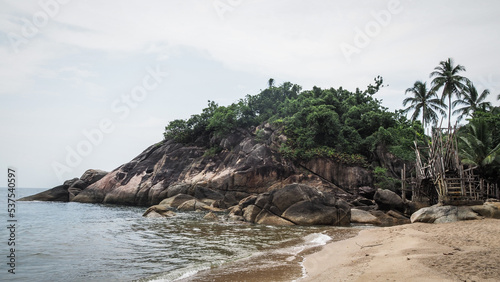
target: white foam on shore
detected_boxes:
[294,233,333,281]
[148,264,211,282]
[304,233,332,246]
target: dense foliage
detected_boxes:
[457,109,500,184]
[164,77,424,165]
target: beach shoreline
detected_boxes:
[300,219,500,282]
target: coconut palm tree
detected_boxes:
[459,119,500,182]
[403,80,447,128]
[453,80,492,122]
[429,58,469,128]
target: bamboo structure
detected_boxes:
[404,126,499,205]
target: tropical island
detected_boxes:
[22,58,500,280]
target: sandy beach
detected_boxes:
[302,219,500,282]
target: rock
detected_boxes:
[229,184,351,226]
[176,199,221,212]
[255,209,294,226]
[63,178,80,187]
[370,210,410,226]
[243,205,261,223]
[351,208,381,225]
[470,202,500,219]
[142,205,176,217]
[177,199,199,211]
[29,125,390,208]
[80,169,108,185]
[203,212,218,221]
[282,200,350,226]
[159,194,196,209]
[410,205,482,223]
[358,186,377,199]
[411,205,457,223]
[302,158,373,192]
[223,191,251,207]
[166,184,190,198]
[374,189,404,211]
[351,197,375,207]
[191,186,224,201]
[19,185,69,202]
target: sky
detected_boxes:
[1,0,499,188]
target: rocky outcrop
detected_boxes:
[301,158,372,193]
[66,128,372,208]
[229,184,351,226]
[24,126,426,226]
[20,169,107,202]
[71,129,302,206]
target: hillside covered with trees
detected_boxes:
[164,58,500,187]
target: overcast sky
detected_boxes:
[1,0,499,188]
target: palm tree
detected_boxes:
[429,58,469,128]
[453,80,492,122]
[268,78,274,88]
[403,80,447,128]
[459,119,500,182]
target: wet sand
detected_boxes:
[301,219,500,282]
[179,228,358,282]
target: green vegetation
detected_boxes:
[429,58,468,129]
[458,111,500,184]
[403,80,446,128]
[404,57,499,185]
[373,166,401,192]
[164,76,424,165]
[163,57,498,186]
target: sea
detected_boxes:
[0,188,359,282]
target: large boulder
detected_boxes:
[282,200,349,226]
[80,169,108,185]
[374,189,404,211]
[229,183,351,226]
[142,205,176,218]
[351,208,382,225]
[410,205,482,223]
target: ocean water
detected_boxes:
[0,188,357,282]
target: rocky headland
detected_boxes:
[21,124,500,226]
[22,124,419,226]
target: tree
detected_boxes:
[459,119,500,183]
[453,80,492,122]
[429,58,468,128]
[402,80,447,128]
